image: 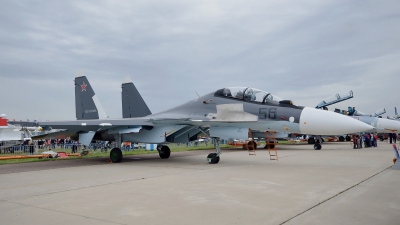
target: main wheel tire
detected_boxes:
[345,135,351,141]
[308,138,315,144]
[110,148,123,163]
[159,145,171,159]
[314,143,321,150]
[339,136,345,142]
[207,153,220,164]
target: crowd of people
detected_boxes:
[352,133,398,149]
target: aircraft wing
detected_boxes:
[38,117,153,131]
[8,121,39,127]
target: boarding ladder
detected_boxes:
[247,129,257,156]
[265,131,278,161]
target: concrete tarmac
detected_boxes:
[0,142,399,225]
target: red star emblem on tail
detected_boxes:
[81,82,87,92]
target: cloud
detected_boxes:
[0,0,400,121]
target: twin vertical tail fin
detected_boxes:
[75,71,108,120]
[121,77,152,118]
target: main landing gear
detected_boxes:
[110,148,123,163]
[157,145,171,159]
[207,137,221,164]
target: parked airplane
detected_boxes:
[0,114,25,142]
[352,112,400,134]
[120,77,292,147]
[330,106,400,134]
[22,73,373,164]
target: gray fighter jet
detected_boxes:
[351,110,400,134]
[315,92,400,140]
[32,73,373,164]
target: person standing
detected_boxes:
[72,141,78,153]
[370,133,375,147]
[28,141,34,155]
[374,133,378,147]
[389,133,393,144]
[365,133,371,147]
[394,133,397,144]
[352,134,358,149]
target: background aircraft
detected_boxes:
[313,91,400,140]
[387,107,399,121]
[23,73,373,164]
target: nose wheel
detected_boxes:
[314,143,321,150]
[207,153,220,164]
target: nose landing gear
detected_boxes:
[207,137,221,164]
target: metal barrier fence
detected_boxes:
[0,143,115,156]
[0,139,219,157]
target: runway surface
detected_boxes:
[1,142,399,225]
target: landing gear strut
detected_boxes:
[314,136,323,150]
[207,137,221,164]
[157,145,171,159]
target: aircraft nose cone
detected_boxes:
[376,118,400,132]
[299,107,373,135]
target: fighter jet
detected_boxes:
[351,110,400,134]
[329,106,400,135]
[314,92,399,141]
[28,73,373,164]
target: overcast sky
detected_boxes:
[1,0,399,121]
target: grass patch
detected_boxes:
[0,141,309,165]
[0,144,233,165]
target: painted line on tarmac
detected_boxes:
[6,200,126,225]
[279,165,393,225]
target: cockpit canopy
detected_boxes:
[215,87,282,104]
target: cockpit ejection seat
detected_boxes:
[222,88,232,97]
